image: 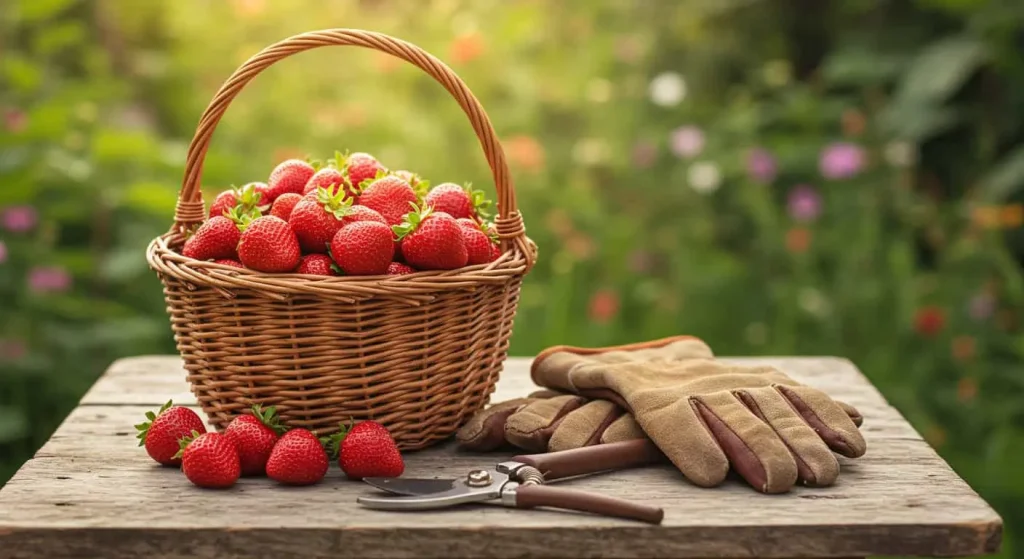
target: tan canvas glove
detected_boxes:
[456,390,645,453]
[531,336,867,493]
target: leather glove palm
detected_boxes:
[531,336,867,493]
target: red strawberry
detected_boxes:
[270,192,303,221]
[297,254,337,276]
[182,213,247,261]
[394,206,468,270]
[237,215,301,273]
[393,170,427,195]
[213,259,245,268]
[457,218,499,265]
[386,262,416,275]
[344,152,387,191]
[358,175,419,226]
[223,405,285,477]
[290,188,384,254]
[135,400,207,466]
[266,159,316,203]
[177,431,240,489]
[333,421,404,480]
[266,428,329,486]
[490,243,502,261]
[330,221,394,276]
[208,183,265,218]
[425,182,491,221]
[303,166,352,198]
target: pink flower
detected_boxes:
[4,109,28,133]
[670,126,704,158]
[631,140,658,168]
[819,142,866,179]
[0,240,7,264]
[1,205,38,233]
[28,266,71,293]
[787,185,822,222]
[968,293,995,321]
[0,338,27,361]
[746,148,777,184]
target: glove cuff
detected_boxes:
[530,335,712,386]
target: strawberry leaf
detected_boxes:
[252,404,287,435]
[135,400,173,446]
[320,421,352,460]
[391,203,432,240]
[172,429,203,460]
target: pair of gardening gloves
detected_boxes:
[456,336,867,494]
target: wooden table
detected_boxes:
[0,356,1003,558]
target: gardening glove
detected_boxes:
[531,336,867,493]
[456,390,646,453]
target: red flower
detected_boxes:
[589,289,620,324]
[914,306,945,337]
[785,228,811,253]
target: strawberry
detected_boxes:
[393,170,428,197]
[266,428,330,486]
[213,259,245,268]
[490,243,502,261]
[331,421,404,480]
[223,405,286,477]
[208,182,265,219]
[386,262,416,275]
[394,205,468,270]
[135,400,207,466]
[330,221,395,276]
[266,159,316,203]
[290,188,385,254]
[303,165,351,198]
[297,254,337,276]
[358,175,419,226]
[457,218,499,265]
[425,182,491,221]
[237,215,302,273]
[344,152,387,191]
[270,192,303,221]
[176,431,240,489]
[182,211,248,261]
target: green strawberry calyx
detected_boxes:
[321,420,354,460]
[463,182,493,219]
[226,204,262,232]
[479,221,500,243]
[355,168,392,194]
[250,404,287,436]
[315,186,357,220]
[392,202,434,240]
[134,399,173,447]
[172,429,204,460]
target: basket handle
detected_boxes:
[174,28,533,266]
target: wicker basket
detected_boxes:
[145,29,536,451]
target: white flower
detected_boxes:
[572,138,610,166]
[884,141,918,168]
[798,288,831,318]
[586,79,612,103]
[687,161,721,194]
[648,72,686,107]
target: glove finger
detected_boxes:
[456,398,533,451]
[775,385,867,458]
[734,387,839,487]
[504,395,587,452]
[837,400,864,427]
[548,400,624,452]
[691,391,798,494]
[600,413,646,444]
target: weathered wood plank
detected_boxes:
[0,356,1003,558]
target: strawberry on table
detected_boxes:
[358,175,419,226]
[424,182,491,221]
[290,187,386,254]
[296,254,337,276]
[237,215,302,273]
[135,400,207,466]
[266,159,316,204]
[266,428,330,486]
[394,205,469,270]
[457,218,499,265]
[269,192,303,221]
[330,420,404,480]
[343,152,387,192]
[330,221,395,276]
[386,262,416,275]
[223,405,286,477]
[177,431,241,489]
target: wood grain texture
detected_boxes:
[0,356,1003,559]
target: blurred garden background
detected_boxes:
[2,0,1023,555]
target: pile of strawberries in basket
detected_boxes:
[180,151,501,276]
[135,401,403,488]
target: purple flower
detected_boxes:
[967,293,995,321]
[746,148,777,184]
[1,206,38,233]
[28,266,71,293]
[0,240,6,264]
[631,140,658,169]
[670,126,704,158]
[787,185,822,222]
[819,142,866,180]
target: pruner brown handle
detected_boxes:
[510,439,665,481]
[513,484,664,524]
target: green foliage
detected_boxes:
[1,1,1023,556]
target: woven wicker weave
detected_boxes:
[145,29,536,450]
